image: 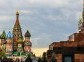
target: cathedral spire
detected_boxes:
[15,11,20,27]
[13,11,23,51]
[13,11,23,39]
[16,10,19,20]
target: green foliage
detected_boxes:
[25,55,32,62]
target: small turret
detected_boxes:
[0,30,6,39]
[0,30,6,44]
[6,31,13,56]
[24,30,31,42]
[6,31,13,44]
[24,30,32,53]
[25,30,31,38]
[7,31,13,39]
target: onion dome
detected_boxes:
[24,41,32,46]
[7,31,13,39]
[25,30,31,37]
[0,30,6,39]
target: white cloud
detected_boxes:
[0,0,80,10]
[27,0,69,7]
[20,10,33,14]
[0,15,13,21]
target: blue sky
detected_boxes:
[0,0,82,49]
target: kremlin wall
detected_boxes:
[47,0,84,62]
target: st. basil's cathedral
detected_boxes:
[0,11,32,57]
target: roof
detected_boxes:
[13,11,21,29]
[7,31,13,39]
[25,30,31,37]
[0,30,6,39]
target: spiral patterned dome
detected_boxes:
[7,31,13,39]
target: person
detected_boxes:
[37,57,41,62]
[16,58,20,62]
[42,52,47,62]
[0,57,2,62]
[32,54,37,62]
[51,57,56,62]
[7,58,14,62]
[51,52,56,62]
[25,55,32,62]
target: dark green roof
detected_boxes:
[0,30,6,39]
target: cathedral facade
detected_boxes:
[0,11,32,57]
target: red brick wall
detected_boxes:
[75,54,84,62]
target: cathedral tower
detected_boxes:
[13,11,23,51]
[24,30,32,53]
[78,0,84,31]
[6,31,13,56]
[0,30,6,52]
[0,30,6,44]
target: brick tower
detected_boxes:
[13,11,23,51]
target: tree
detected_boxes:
[37,57,42,62]
[42,52,47,62]
[32,54,37,62]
